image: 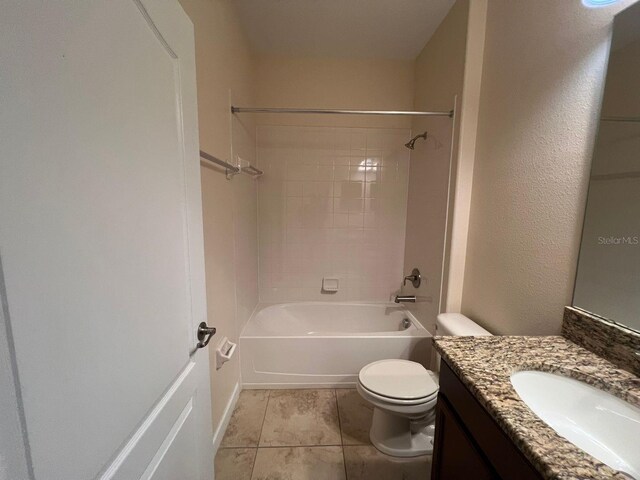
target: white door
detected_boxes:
[0,1,214,479]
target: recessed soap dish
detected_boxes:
[215,337,237,370]
[322,277,339,293]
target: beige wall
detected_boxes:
[178,0,258,439]
[402,0,469,332]
[254,55,414,129]
[460,0,636,335]
[444,0,488,313]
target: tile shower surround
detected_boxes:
[256,125,410,303]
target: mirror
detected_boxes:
[573,1,640,332]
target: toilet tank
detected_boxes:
[436,313,492,337]
[433,313,491,375]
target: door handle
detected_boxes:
[196,322,216,349]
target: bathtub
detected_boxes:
[240,302,431,389]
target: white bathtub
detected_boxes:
[240,302,432,389]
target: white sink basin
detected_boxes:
[510,370,640,478]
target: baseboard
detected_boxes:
[211,381,241,455]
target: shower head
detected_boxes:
[404,131,428,150]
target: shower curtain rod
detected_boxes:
[231,106,454,118]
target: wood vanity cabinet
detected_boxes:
[431,361,543,480]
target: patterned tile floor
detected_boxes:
[215,389,431,480]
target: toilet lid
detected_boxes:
[358,360,438,400]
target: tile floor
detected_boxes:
[215,389,431,480]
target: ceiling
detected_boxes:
[234,0,456,60]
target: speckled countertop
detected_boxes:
[433,336,640,480]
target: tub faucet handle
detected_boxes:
[403,268,421,288]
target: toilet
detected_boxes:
[356,313,492,457]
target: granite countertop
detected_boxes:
[433,335,640,480]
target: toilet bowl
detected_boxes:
[357,313,492,457]
[357,359,438,457]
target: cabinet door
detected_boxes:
[432,395,498,480]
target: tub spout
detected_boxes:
[395,295,416,303]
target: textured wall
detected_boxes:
[402,0,469,332]
[254,55,414,129]
[178,0,258,438]
[461,0,636,335]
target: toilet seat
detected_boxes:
[358,359,438,404]
[358,382,438,406]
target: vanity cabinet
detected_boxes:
[431,361,542,480]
